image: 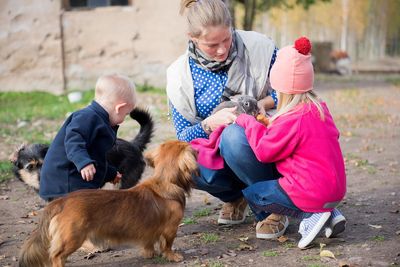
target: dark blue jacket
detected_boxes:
[39,101,118,200]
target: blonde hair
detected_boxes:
[180,0,232,37]
[270,91,325,124]
[95,74,136,106]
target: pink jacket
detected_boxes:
[236,102,346,212]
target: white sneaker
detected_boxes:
[298,212,331,249]
[325,208,346,238]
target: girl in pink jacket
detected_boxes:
[236,37,347,249]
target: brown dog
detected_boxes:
[19,140,198,267]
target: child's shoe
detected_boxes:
[298,212,331,249]
[256,214,289,239]
[325,208,346,238]
[218,197,249,225]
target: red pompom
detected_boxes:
[294,37,312,55]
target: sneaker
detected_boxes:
[298,212,331,249]
[256,214,289,239]
[325,208,346,238]
[217,197,249,225]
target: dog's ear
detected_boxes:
[9,143,26,164]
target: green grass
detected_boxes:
[137,84,165,94]
[302,255,320,261]
[0,91,95,123]
[193,208,212,218]
[182,217,197,225]
[0,161,13,183]
[201,233,219,243]
[151,255,168,264]
[371,235,385,242]
[261,250,279,257]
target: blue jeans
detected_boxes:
[193,124,280,203]
[193,124,313,221]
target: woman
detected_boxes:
[166,0,288,239]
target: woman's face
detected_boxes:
[192,26,232,62]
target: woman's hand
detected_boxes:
[257,96,275,115]
[204,107,237,132]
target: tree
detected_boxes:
[228,0,331,30]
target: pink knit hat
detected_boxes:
[270,37,314,94]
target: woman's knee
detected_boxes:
[219,124,247,155]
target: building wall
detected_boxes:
[0,0,65,93]
[0,0,187,93]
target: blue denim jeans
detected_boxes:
[193,124,313,221]
[193,124,280,203]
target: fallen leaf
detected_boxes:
[238,243,254,251]
[28,211,38,217]
[320,249,335,259]
[239,236,249,242]
[277,235,288,243]
[203,196,211,205]
[368,224,382,229]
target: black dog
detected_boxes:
[9,107,154,191]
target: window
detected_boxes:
[67,0,129,9]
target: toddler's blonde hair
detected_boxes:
[270,91,325,124]
[95,74,136,107]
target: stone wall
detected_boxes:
[0,0,65,93]
[0,0,187,94]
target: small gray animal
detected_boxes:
[212,95,259,116]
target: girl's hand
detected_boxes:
[204,107,237,132]
[81,163,96,181]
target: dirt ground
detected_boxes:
[0,74,399,267]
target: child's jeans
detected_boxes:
[192,124,281,203]
[192,123,312,221]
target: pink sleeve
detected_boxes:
[236,113,299,163]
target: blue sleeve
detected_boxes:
[171,104,209,142]
[268,47,279,108]
[64,112,96,171]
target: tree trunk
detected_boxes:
[243,0,256,30]
[223,0,236,28]
[340,0,349,51]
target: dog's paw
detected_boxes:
[164,252,183,262]
[141,249,155,259]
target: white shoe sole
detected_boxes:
[256,216,289,239]
[298,212,331,249]
[325,214,346,238]
[217,205,249,225]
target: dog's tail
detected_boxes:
[129,108,154,152]
[19,201,63,267]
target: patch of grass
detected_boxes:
[137,84,165,94]
[193,208,212,218]
[0,91,94,123]
[302,255,320,261]
[307,264,326,267]
[201,233,219,243]
[0,161,13,183]
[182,217,197,225]
[371,235,385,242]
[151,255,168,264]
[386,76,400,86]
[261,250,279,257]
[281,242,296,249]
